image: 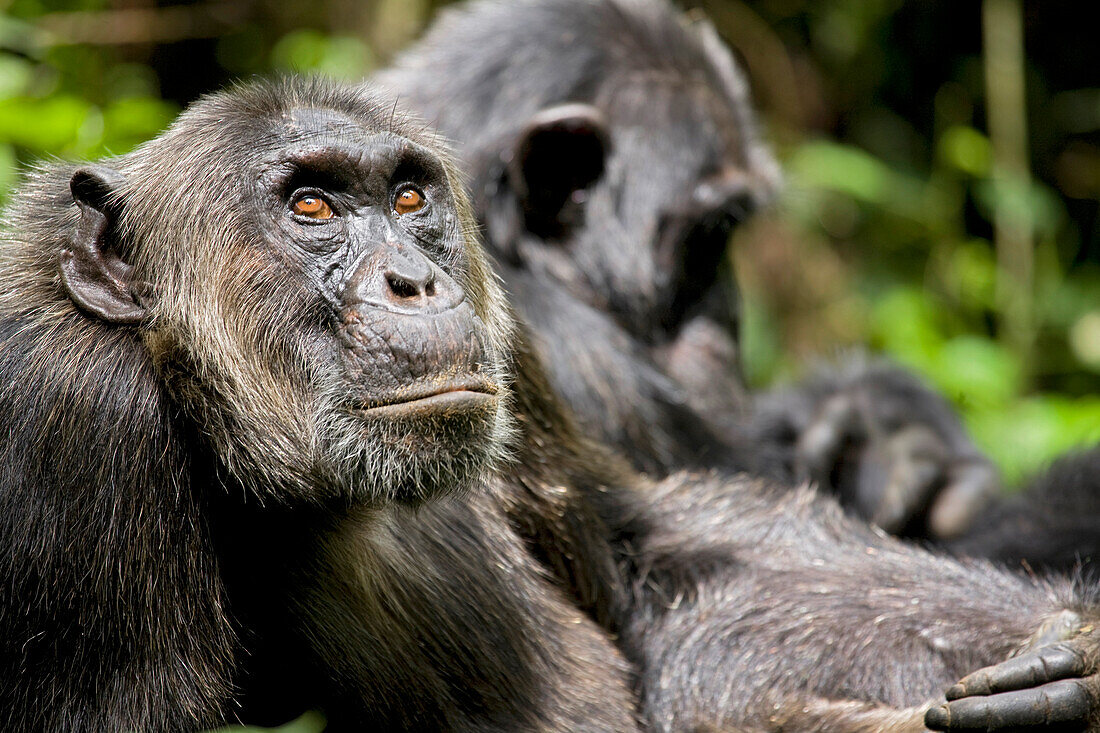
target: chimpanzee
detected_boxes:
[377,0,1001,541]
[0,77,641,732]
[3,76,1098,733]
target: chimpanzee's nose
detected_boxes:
[345,242,464,314]
[384,247,436,302]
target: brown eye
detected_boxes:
[394,186,425,215]
[291,194,333,220]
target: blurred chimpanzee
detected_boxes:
[377,0,1001,541]
[378,0,1100,561]
[0,77,641,732]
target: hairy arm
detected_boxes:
[613,472,1100,732]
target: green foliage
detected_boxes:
[744,122,1098,481]
[729,0,1100,484]
[270,30,373,79]
[745,129,1100,480]
[0,11,178,203]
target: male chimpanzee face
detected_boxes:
[255,108,508,503]
[60,84,513,507]
[264,109,497,414]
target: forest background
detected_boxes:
[1,0,1097,486]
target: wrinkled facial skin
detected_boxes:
[269,112,494,401]
[136,106,510,507]
[262,110,505,504]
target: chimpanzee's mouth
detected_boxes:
[350,378,499,416]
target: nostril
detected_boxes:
[425,280,436,297]
[386,274,420,300]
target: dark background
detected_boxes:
[1,0,1097,480]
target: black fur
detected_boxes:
[378,1,1100,729]
[951,449,1100,572]
[499,331,1100,732]
[614,472,1095,731]
[0,77,640,732]
[375,0,1009,543]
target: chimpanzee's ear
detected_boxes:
[508,103,609,240]
[61,165,149,324]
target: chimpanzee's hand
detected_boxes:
[925,620,1100,731]
[753,360,1000,540]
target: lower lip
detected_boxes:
[353,390,497,417]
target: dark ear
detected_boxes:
[61,165,149,324]
[508,103,609,240]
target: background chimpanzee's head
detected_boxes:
[3,78,515,507]
[380,0,779,349]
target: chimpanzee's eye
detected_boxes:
[291,193,334,220]
[394,186,426,215]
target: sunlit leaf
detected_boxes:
[938,125,991,177]
[0,94,91,152]
[271,30,372,80]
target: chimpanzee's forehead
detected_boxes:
[608,79,743,166]
[247,109,448,198]
[284,107,381,140]
[267,107,438,171]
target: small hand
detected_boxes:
[787,364,999,539]
[926,622,1100,731]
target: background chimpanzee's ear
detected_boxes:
[509,103,609,240]
[61,165,149,324]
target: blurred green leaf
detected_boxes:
[869,287,945,367]
[0,54,33,98]
[938,125,991,177]
[1070,311,1100,371]
[0,94,92,152]
[969,396,1100,482]
[270,30,372,80]
[101,96,177,153]
[788,140,891,203]
[869,287,1024,410]
[0,143,16,203]
[945,239,998,311]
[786,139,946,229]
[0,13,41,56]
[932,336,1024,411]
